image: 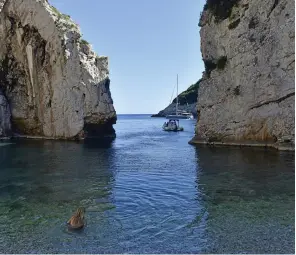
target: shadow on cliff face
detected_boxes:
[83,116,117,140]
[0,16,51,137]
[83,77,117,140]
[0,13,117,140]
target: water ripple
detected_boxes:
[0,115,294,254]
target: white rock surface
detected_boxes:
[0,0,116,139]
[191,0,294,149]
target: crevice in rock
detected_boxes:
[228,18,240,29]
[0,88,12,137]
[248,17,259,29]
[250,92,295,110]
[0,16,51,136]
[267,0,280,18]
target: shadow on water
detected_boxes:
[194,146,295,254]
[83,136,116,149]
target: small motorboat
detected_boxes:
[163,119,184,132]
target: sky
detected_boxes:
[49,0,206,114]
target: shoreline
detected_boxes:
[188,138,295,151]
[0,134,116,142]
[151,114,165,118]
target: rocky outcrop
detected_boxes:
[0,0,116,139]
[190,0,295,150]
[152,80,200,118]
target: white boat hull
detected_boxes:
[163,126,184,132]
[166,114,194,120]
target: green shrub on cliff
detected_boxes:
[49,5,78,30]
[203,56,228,77]
[172,79,202,105]
[217,56,227,69]
[204,59,217,76]
[204,0,240,22]
[80,39,90,45]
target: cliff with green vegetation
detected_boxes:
[151,79,201,117]
[190,0,294,150]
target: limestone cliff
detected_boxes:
[190,0,294,150]
[0,0,116,139]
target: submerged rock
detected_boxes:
[191,0,295,150]
[0,0,116,139]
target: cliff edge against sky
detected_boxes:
[190,0,294,150]
[0,0,116,140]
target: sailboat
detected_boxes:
[166,75,194,120]
[162,75,184,132]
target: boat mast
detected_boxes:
[176,74,178,115]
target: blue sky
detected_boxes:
[49,0,205,114]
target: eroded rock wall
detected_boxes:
[191,0,294,149]
[0,89,10,137]
[0,0,116,139]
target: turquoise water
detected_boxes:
[0,114,294,253]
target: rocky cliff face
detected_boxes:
[191,0,294,150]
[0,89,10,137]
[0,0,116,139]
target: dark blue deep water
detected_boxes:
[0,114,294,253]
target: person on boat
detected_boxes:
[168,120,174,130]
[173,121,177,130]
